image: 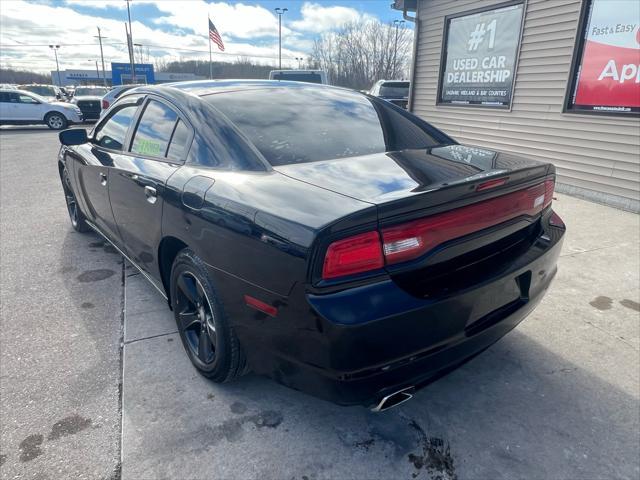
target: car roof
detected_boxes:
[1,88,38,94]
[158,79,332,97]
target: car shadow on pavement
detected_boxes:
[121,297,639,480]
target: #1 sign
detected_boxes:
[439,3,524,107]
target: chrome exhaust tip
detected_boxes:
[371,386,414,412]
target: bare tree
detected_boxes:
[310,19,413,90]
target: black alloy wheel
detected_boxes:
[175,271,218,365]
[62,168,89,232]
[170,249,246,382]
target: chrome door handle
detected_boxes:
[99,172,107,186]
[144,186,157,204]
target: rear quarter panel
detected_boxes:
[162,166,375,297]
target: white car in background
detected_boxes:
[18,84,65,103]
[0,89,82,129]
[100,84,144,112]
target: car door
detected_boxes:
[71,97,142,246]
[0,92,18,120]
[14,93,44,120]
[108,96,192,277]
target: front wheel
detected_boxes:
[61,167,90,232]
[170,249,247,382]
[45,112,68,130]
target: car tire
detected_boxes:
[170,248,247,382]
[45,112,68,130]
[61,167,90,233]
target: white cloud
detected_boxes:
[290,2,373,33]
[151,1,292,39]
[0,1,305,73]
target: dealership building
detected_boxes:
[51,62,202,87]
[394,0,640,212]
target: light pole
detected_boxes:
[274,7,287,70]
[134,43,143,65]
[94,27,108,87]
[126,0,136,83]
[393,19,405,78]
[295,57,303,69]
[88,60,100,82]
[49,45,61,86]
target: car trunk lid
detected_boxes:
[275,144,550,220]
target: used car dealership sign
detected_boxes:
[438,3,524,107]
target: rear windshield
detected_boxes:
[379,82,409,97]
[75,87,109,96]
[206,87,442,166]
[271,72,322,84]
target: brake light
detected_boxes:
[476,177,508,191]
[321,179,555,280]
[102,99,109,109]
[544,179,554,208]
[322,231,384,280]
[381,182,551,266]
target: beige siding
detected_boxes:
[411,0,640,211]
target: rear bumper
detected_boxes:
[214,210,565,407]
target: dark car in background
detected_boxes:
[70,86,109,121]
[57,80,565,410]
[369,80,410,109]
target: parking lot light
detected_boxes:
[49,45,61,86]
[274,7,288,70]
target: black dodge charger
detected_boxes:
[58,80,565,411]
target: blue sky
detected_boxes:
[0,1,410,73]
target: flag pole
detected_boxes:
[208,14,213,80]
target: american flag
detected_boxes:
[209,19,225,52]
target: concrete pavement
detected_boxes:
[0,127,122,479]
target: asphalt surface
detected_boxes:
[1,126,639,480]
[0,126,122,479]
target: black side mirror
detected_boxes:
[59,128,88,146]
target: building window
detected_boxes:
[565,0,640,116]
[437,1,525,109]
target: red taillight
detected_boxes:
[322,231,384,280]
[102,99,109,109]
[321,179,556,280]
[381,181,552,266]
[544,178,554,208]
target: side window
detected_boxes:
[18,94,38,104]
[94,104,139,151]
[0,93,13,103]
[130,99,178,158]
[166,120,191,161]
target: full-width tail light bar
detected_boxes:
[322,179,554,280]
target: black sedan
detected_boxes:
[58,80,565,410]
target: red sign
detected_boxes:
[571,0,640,114]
